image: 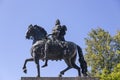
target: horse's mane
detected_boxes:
[34,25,47,36]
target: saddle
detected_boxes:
[45,39,69,56]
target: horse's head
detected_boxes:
[26,24,47,40]
[26,24,34,39]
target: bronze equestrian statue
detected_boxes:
[22,20,87,77]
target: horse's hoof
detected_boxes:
[36,75,40,77]
[23,68,27,74]
[83,73,88,77]
[41,64,48,68]
[58,74,62,77]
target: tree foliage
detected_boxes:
[100,63,120,80]
[114,31,120,56]
[85,28,120,79]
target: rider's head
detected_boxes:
[55,19,60,25]
[61,25,67,31]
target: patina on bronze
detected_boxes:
[22,20,87,77]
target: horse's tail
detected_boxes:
[77,45,88,76]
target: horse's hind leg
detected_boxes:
[23,58,34,73]
[59,59,71,77]
[71,61,81,76]
[70,54,81,76]
[59,66,71,77]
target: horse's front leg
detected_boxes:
[34,54,40,77]
[22,58,34,73]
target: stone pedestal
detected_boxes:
[21,77,99,80]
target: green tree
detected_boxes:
[113,31,120,56]
[85,28,120,77]
[100,63,120,80]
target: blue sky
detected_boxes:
[0,0,120,80]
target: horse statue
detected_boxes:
[22,24,87,77]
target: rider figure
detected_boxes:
[44,19,68,59]
[51,19,68,50]
[52,19,67,41]
[52,19,62,41]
